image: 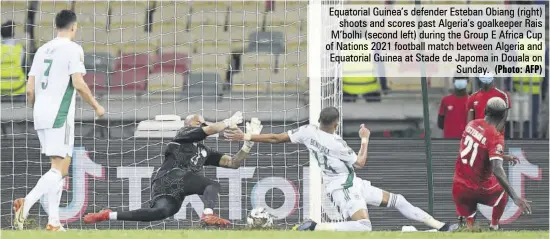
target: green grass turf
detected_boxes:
[1,230,548,239]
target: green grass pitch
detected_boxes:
[2,230,549,239]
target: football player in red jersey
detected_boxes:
[453,97,531,230]
[438,77,469,138]
[467,73,512,123]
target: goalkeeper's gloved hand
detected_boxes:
[223,111,243,128]
[242,118,263,153]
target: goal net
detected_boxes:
[0,0,343,230]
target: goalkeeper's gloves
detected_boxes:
[223,111,243,128]
[242,118,263,153]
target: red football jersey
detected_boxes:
[467,87,511,120]
[454,119,505,189]
[438,94,468,138]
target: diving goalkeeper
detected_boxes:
[83,113,263,226]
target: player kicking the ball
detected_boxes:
[225,107,453,231]
[13,10,105,231]
[83,113,263,227]
[453,97,531,230]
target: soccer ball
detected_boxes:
[246,207,274,229]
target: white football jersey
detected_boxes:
[288,125,358,192]
[29,37,86,130]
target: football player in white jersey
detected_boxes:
[225,107,453,231]
[13,10,104,231]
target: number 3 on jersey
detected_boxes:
[460,135,479,167]
[42,59,53,89]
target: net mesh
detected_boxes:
[0,0,345,230]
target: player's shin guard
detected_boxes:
[389,193,445,230]
[47,178,64,226]
[23,169,63,219]
[491,192,508,229]
[202,182,221,212]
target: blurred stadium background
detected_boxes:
[0,0,548,232]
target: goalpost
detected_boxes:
[0,0,342,229]
[308,0,345,223]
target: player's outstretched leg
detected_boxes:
[295,189,372,232]
[13,167,63,230]
[387,192,451,231]
[365,183,454,231]
[293,218,373,232]
[490,192,508,230]
[293,210,372,232]
[183,173,230,227]
[83,196,180,223]
[46,178,66,231]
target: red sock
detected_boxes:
[491,193,509,226]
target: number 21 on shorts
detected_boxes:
[42,59,53,89]
[460,135,479,167]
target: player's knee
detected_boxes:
[158,207,177,219]
[357,219,372,231]
[50,162,69,177]
[392,194,407,208]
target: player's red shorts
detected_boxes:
[452,176,507,217]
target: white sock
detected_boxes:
[109,212,118,220]
[315,219,372,232]
[23,169,63,218]
[47,178,64,226]
[203,208,213,215]
[389,193,444,229]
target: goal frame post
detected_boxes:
[307,0,323,222]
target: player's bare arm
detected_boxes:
[354,124,370,169]
[218,151,250,169]
[71,72,104,117]
[502,154,520,166]
[224,128,290,143]
[492,159,532,214]
[26,76,35,106]
[218,118,262,169]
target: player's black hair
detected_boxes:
[318,107,340,126]
[1,20,15,38]
[55,10,77,30]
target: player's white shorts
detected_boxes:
[36,124,74,157]
[328,177,385,218]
